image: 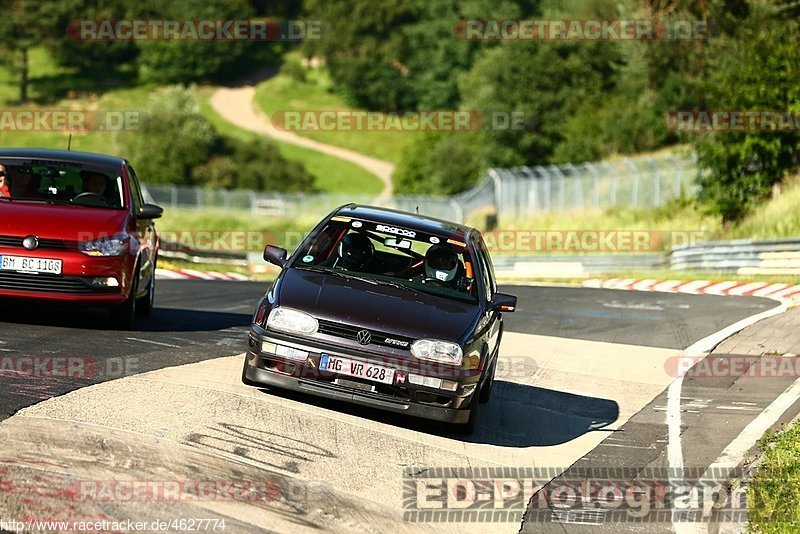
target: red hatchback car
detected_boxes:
[0,148,162,329]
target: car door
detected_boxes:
[126,164,155,293]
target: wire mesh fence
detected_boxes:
[141,154,697,224]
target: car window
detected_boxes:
[0,160,124,209]
[127,164,144,213]
[292,218,478,303]
[476,236,497,297]
[475,241,493,301]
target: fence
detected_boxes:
[141,154,697,224]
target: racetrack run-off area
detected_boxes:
[0,281,795,532]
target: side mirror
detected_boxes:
[263,245,288,267]
[137,203,163,220]
[489,292,517,312]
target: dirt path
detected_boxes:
[210,86,394,199]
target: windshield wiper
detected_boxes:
[297,265,379,285]
[296,265,417,293]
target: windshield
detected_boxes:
[292,217,478,303]
[0,161,125,209]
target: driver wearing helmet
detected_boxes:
[422,245,463,288]
[336,232,374,271]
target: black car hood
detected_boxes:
[275,268,480,341]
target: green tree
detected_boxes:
[692,4,800,223]
[302,0,417,109]
[303,0,535,110]
[132,0,254,84]
[460,40,619,167]
[0,0,66,102]
[401,0,531,110]
[46,0,138,72]
[124,86,218,185]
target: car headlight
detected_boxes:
[80,235,129,256]
[411,339,463,366]
[266,307,318,335]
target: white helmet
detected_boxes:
[425,245,458,282]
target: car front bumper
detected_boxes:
[244,328,480,424]
[0,248,132,305]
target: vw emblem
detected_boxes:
[356,330,372,345]
[22,235,38,250]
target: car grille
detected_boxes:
[0,235,77,251]
[0,272,116,294]
[317,319,414,350]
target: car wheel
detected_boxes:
[109,266,138,330]
[479,357,497,404]
[136,265,155,317]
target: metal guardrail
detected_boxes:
[492,254,664,278]
[670,238,800,274]
[161,236,800,278]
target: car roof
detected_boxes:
[0,148,125,168]
[334,204,477,243]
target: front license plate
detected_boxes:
[0,255,62,275]
[320,354,395,385]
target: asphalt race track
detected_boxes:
[0,281,783,532]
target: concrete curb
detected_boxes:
[584,277,800,303]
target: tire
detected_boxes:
[479,357,497,404]
[136,264,155,317]
[109,265,138,330]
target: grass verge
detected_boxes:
[197,86,383,195]
[253,56,415,165]
[748,421,800,532]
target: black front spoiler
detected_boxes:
[243,358,472,425]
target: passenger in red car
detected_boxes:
[0,165,9,197]
[8,167,42,198]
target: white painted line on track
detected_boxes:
[668,300,789,534]
[125,337,182,349]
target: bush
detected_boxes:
[192,156,237,189]
[124,86,218,185]
[394,131,483,195]
[280,59,306,83]
[227,137,315,192]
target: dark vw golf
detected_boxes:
[243,205,516,433]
